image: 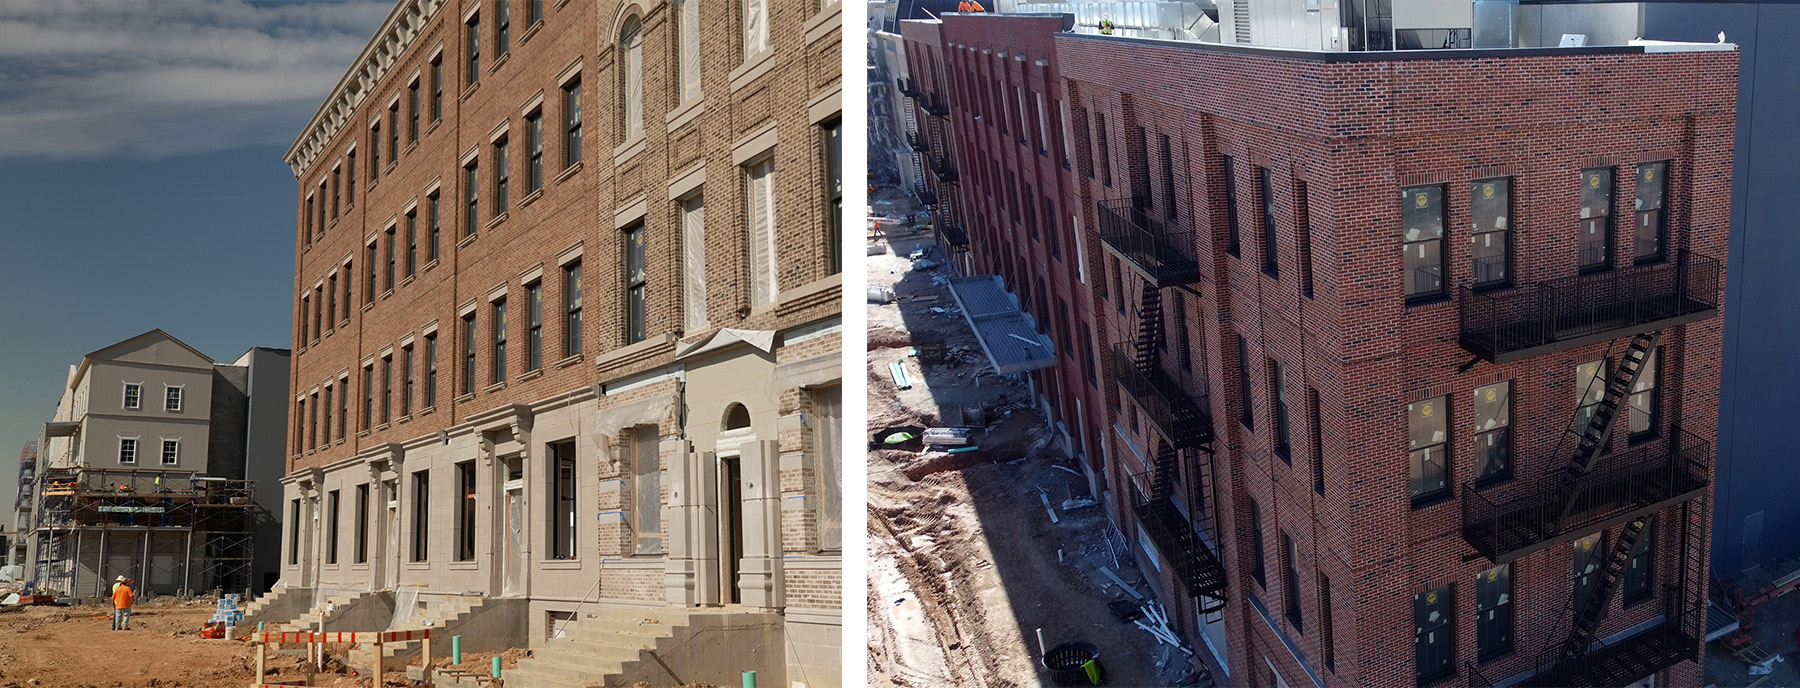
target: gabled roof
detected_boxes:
[70,329,214,389]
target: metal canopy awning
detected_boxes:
[945,275,1057,375]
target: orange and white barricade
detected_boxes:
[250,628,434,688]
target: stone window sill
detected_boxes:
[554,162,583,185]
[730,50,775,93]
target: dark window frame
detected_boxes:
[455,461,477,561]
[1297,179,1315,297]
[424,333,438,409]
[1408,395,1450,505]
[463,313,478,394]
[564,261,583,357]
[1579,167,1615,272]
[550,440,577,559]
[1260,167,1279,277]
[494,136,509,216]
[1249,499,1267,587]
[354,483,370,564]
[564,80,582,168]
[1415,585,1455,683]
[1623,519,1657,604]
[526,282,543,371]
[1224,156,1241,256]
[326,490,340,565]
[1271,358,1291,462]
[1403,184,1447,303]
[411,470,430,561]
[1477,563,1515,663]
[527,111,543,193]
[623,223,647,344]
[1472,177,1512,289]
[1282,533,1303,631]
[1473,380,1514,485]
[492,298,508,383]
[1237,335,1256,431]
[1635,162,1669,265]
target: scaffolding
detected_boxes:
[29,467,254,599]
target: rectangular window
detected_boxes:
[624,223,647,343]
[366,243,377,304]
[384,228,396,291]
[124,383,141,410]
[563,80,582,167]
[1580,168,1615,270]
[564,262,583,357]
[1636,162,1668,263]
[527,111,543,193]
[1308,387,1324,495]
[308,393,318,448]
[1404,185,1446,301]
[371,126,380,180]
[1224,155,1241,256]
[322,386,332,444]
[494,137,509,215]
[823,118,843,275]
[332,166,340,215]
[746,157,779,306]
[1474,381,1512,481]
[348,150,357,198]
[1073,106,1093,178]
[1297,180,1314,297]
[631,425,661,555]
[680,197,708,332]
[354,483,370,564]
[380,356,392,425]
[160,439,178,465]
[303,197,313,245]
[528,0,542,25]
[675,0,699,103]
[550,440,577,559]
[742,0,769,57]
[1624,520,1656,602]
[1271,360,1291,461]
[405,212,417,278]
[341,261,353,320]
[466,17,480,86]
[313,287,323,336]
[465,160,479,237]
[337,375,348,438]
[428,193,441,261]
[1628,347,1660,439]
[1408,396,1448,502]
[1045,197,1061,260]
[408,82,420,142]
[1260,167,1279,276]
[119,437,137,464]
[1472,178,1511,287]
[816,386,843,551]
[491,299,508,383]
[411,470,430,561]
[1573,533,1606,614]
[1282,533,1302,630]
[522,283,543,371]
[1095,112,1112,187]
[326,275,337,324]
[326,490,340,565]
[496,0,510,53]
[1160,135,1177,219]
[362,365,374,430]
[1576,358,1607,438]
[289,499,301,564]
[300,296,309,342]
[293,400,303,454]
[1237,335,1255,430]
[1321,576,1336,671]
[1415,585,1454,682]
[456,461,477,561]
[164,385,183,412]
[1476,564,1515,661]
[387,103,398,164]
[430,56,443,121]
[1249,498,1267,586]
[424,334,438,408]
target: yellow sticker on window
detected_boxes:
[1482,184,1495,199]
[1422,403,1434,417]
[1590,174,1601,189]
[1645,168,1655,182]
[1427,591,1438,604]
[1485,388,1497,402]
[1487,569,1499,582]
[1416,193,1428,208]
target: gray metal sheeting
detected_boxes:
[946,276,1058,375]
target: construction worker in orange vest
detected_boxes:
[111,577,134,630]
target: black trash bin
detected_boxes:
[1042,641,1103,686]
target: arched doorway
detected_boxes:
[716,404,754,604]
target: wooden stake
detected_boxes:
[373,638,383,687]
[422,634,432,683]
[254,642,265,685]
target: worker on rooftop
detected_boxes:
[111,576,134,630]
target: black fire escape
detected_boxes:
[1462,325,1710,687]
[1098,193,1226,612]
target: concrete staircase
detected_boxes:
[347,595,523,672]
[238,585,313,628]
[506,608,783,688]
[278,589,383,632]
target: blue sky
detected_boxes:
[0,0,388,529]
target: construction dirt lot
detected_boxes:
[0,600,695,688]
[865,193,1212,688]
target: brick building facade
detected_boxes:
[908,10,1735,688]
[278,0,843,683]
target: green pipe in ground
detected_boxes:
[452,635,461,664]
[743,670,757,688]
[492,656,502,678]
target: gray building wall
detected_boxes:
[208,365,250,480]
[235,347,290,593]
[1644,3,1800,575]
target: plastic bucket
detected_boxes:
[1042,641,1103,686]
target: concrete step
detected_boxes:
[530,639,650,664]
[506,657,624,688]
[564,618,680,638]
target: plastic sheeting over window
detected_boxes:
[815,386,841,551]
[620,16,643,141]
[681,196,708,332]
[746,158,778,306]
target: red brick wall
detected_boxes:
[1053,35,1736,687]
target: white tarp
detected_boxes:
[682,197,708,332]
[676,328,775,361]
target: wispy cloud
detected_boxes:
[0,0,390,160]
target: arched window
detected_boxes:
[619,15,643,141]
[723,403,751,430]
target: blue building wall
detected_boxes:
[1644,4,1800,575]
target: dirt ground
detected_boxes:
[0,600,271,688]
[865,194,1208,688]
[1707,556,1800,687]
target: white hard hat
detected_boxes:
[116,575,125,581]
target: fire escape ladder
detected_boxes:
[1135,282,1164,371]
[1150,442,1179,502]
[1553,331,1662,524]
[1675,496,1706,640]
[1558,515,1651,664]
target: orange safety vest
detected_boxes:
[112,584,134,609]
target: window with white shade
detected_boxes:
[745,157,778,306]
[742,0,769,59]
[681,194,708,332]
[620,15,643,141]
[674,0,700,104]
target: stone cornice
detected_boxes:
[284,0,448,180]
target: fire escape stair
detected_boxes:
[1557,516,1650,664]
[1553,332,1662,525]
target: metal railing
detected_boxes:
[920,91,950,117]
[1096,197,1202,286]
[1112,345,1213,449]
[1126,472,1228,602]
[1459,250,1720,362]
[938,222,968,247]
[1461,428,1709,563]
[897,76,923,99]
[929,157,959,184]
[906,130,930,152]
